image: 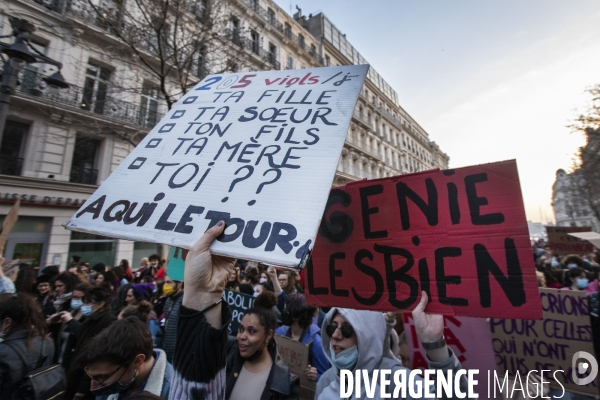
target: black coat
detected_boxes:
[225,338,299,400]
[0,329,55,399]
[65,307,116,399]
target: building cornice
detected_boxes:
[0,175,98,194]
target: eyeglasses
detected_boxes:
[325,323,355,339]
[85,364,125,386]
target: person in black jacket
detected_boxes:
[226,291,299,400]
[169,222,298,400]
[35,274,56,317]
[62,286,116,399]
[0,293,55,399]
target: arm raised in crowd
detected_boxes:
[169,222,236,400]
[182,221,236,327]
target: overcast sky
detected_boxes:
[273,0,600,223]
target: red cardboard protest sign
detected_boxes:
[305,160,542,320]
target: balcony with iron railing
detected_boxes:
[0,156,23,176]
[225,30,281,70]
[13,70,164,129]
[30,0,65,13]
[243,0,284,33]
[345,135,383,160]
[70,165,98,185]
[352,110,372,129]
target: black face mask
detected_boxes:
[240,341,267,362]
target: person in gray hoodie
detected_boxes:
[316,293,468,400]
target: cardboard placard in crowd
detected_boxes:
[489,288,599,396]
[63,65,369,268]
[545,226,595,255]
[305,160,542,320]
[0,199,20,254]
[403,314,501,399]
[222,289,254,336]
[274,334,316,400]
[1,259,20,282]
[166,246,188,282]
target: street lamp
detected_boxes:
[0,17,69,145]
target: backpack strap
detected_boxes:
[4,336,47,373]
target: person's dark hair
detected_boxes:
[113,266,126,281]
[542,268,558,286]
[54,272,78,293]
[238,283,254,296]
[279,271,297,295]
[119,283,133,308]
[567,267,586,286]
[91,263,106,274]
[119,259,130,270]
[84,286,112,307]
[245,271,258,285]
[15,265,36,294]
[76,316,153,368]
[73,282,93,294]
[284,293,316,328]
[141,276,153,283]
[120,300,153,322]
[72,255,81,263]
[36,274,52,286]
[151,279,164,302]
[0,293,48,346]
[41,265,59,279]
[101,270,117,284]
[247,291,278,337]
[148,254,160,262]
[564,255,584,267]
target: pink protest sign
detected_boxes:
[403,314,500,399]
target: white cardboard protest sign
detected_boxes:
[64,65,368,267]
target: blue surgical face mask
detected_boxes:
[71,299,83,310]
[567,263,578,269]
[577,278,589,289]
[329,345,358,370]
[81,305,94,317]
[550,260,559,268]
[253,291,259,298]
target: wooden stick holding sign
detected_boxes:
[274,335,316,400]
[0,199,20,281]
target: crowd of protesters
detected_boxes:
[0,231,599,399]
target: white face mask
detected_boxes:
[259,277,268,284]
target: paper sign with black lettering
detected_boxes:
[222,289,254,335]
[274,335,316,400]
[305,160,542,319]
[63,66,369,267]
[489,288,599,396]
[546,226,594,255]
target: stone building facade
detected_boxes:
[551,168,599,231]
[0,0,448,269]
